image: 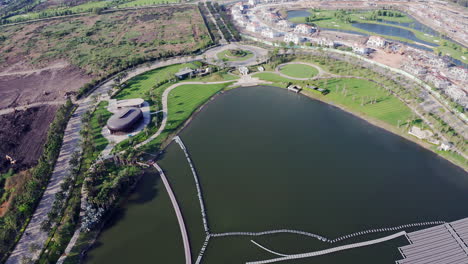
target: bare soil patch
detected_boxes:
[0,62,91,109]
[0,105,58,173]
[370,49,405,68]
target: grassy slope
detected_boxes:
[310,78,412,126]
[257,71,412,127]
[279,64,318,78]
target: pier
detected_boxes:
[152,163,192,264]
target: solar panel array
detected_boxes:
[397,218,468,264]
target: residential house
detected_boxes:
[294,24,316,35]
[352,44,372,55]
[366,36,387,48]
[284,33,302,45]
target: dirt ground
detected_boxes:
[0,105,58,173]
[370,49,405,68]
[0,61,92,109]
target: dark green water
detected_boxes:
[86,86,468,264]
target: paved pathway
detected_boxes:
[152,162,192,264]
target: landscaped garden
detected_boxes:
[279,63,319,79]
[216,49,254,61]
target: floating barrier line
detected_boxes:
[250,240,290,257]
[246,231,408,264]
[174,136,210,234]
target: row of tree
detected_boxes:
[0,99,75,262]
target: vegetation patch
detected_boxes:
[217,49,253,62]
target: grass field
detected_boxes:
[252,72,295,84]
[216,49,254,62]
[279,64,319,79]
[142,82,233,151]
[308,78,412,126]
[114,62,201,102]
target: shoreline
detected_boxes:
[77,83,466,263]
[162,84,467,173]
[297,87,468,173]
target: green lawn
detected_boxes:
[279,64,319,79]
[142,82,233,151]
[308,78,412,126]
[252,72,295,84]
[114,62,201,101]
[89,101,113,162]
[216,49,254,62]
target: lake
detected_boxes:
[352,23,437,47]
[86,86,468,264]
[286,10,311,19]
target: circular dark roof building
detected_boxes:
[107,107,143,132]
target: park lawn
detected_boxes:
[88,101,113,163]
[216,49,254,62]
[253,72,295,84]
[114,62,201,101]
[142,82,233,151]
[309,78,412,126]
[279,64,318,79]
[184,71,240,82]
[118,0,178,8]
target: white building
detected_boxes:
[248,0,259,6]
[366,36,387,48]
[426,74,451,89]
[352,44,372,55]
[277,20,294,29]
[261,28,282,38]
[446,86,467,101]
[284,33,302,45]
[294,24,316,35]
[246,23,262,33]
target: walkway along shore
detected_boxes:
[152,163,192,264]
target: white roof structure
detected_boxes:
[116,98,145,109]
